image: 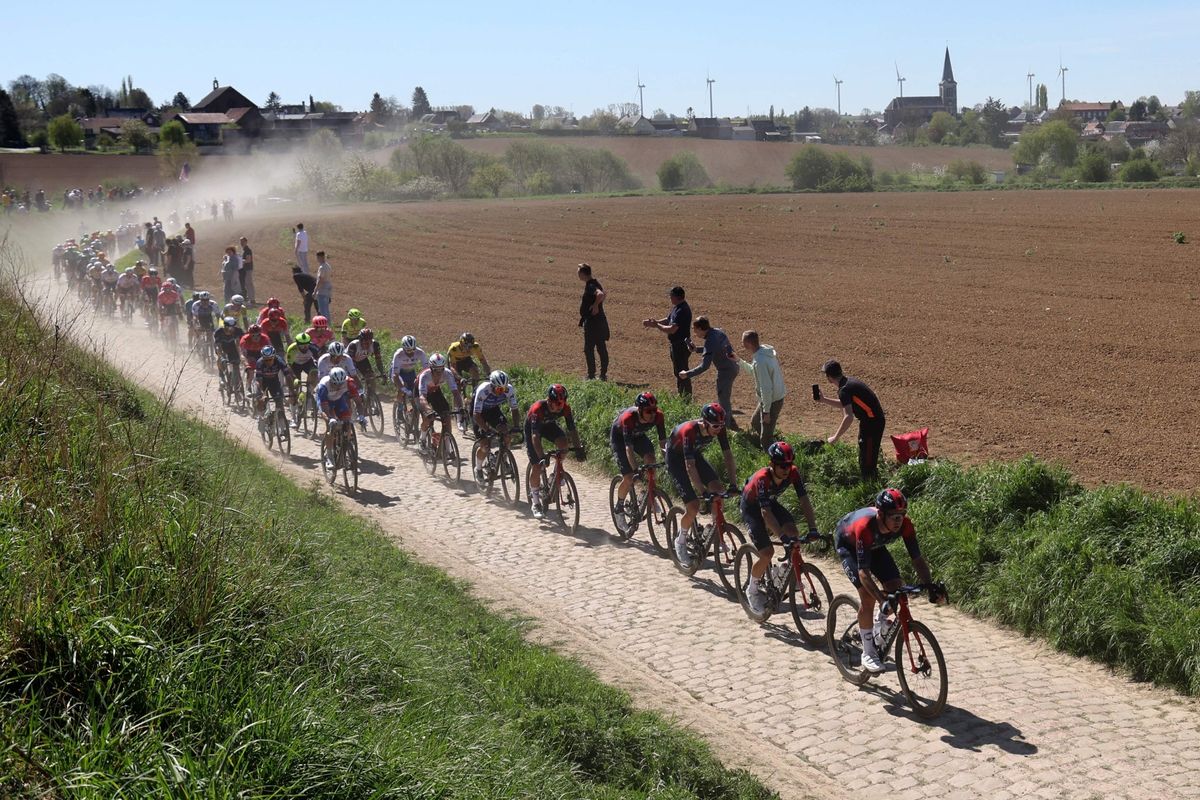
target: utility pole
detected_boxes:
[637,71,646,118]
[834,75,843,116]
[706,74,716,117]
[1027,71,1035,109]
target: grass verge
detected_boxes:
[0,282,774,797]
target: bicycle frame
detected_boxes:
[884,589,932,677]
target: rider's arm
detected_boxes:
[901,522,933,584]
[792,472,819,533]
[373,343,385,375]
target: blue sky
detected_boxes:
[7,1,1200,116]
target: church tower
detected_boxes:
[939,48,958,116]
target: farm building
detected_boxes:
[689,117,733,139]
[466,111,506,132]
[1058,101,1121,123]
[617,114,655,135]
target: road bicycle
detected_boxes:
[258,392,292,455]
[321,417,359,492]
[392,388,420,446]
[361,372,386,435]
[98,286,116,317]
[525,447,580,534]
[455,373,478,438]
[827,584,949,719]
[666,491,746,597]
[732,533,833,644]
[292,375,319,438]
[418,409,462,483]
[470,427,521,505]
[193,327,216,372]
[217,354,247,411]
[118,290,136,324]
[607,461,671,547]
[161,311,179,348]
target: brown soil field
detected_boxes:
[183,190,1200,494]
[0,153,168,194]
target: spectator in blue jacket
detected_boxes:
[681,316,740,430]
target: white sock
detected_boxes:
[747,576,760,591]
[859,627,878,656]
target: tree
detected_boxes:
[264,91,282,111]
[159,119,187,147]
[532,104,545,121]
[1146,95,1163,117]
[171,92,191,111]
[1106,102,1126,122]
[582,108,618,133]
[785,146,833,189]
[927,111,956,143]
[469,162,513,197]
[1036,83,1049,112]
[308,128,342,157]
[310,100,341,113]
[127,87,153,109]
[47,114,82,151]
[1013,120,1077,168]
[1076,149,1111,182]
[1129,100,1148,122]
[9,75,45,109]
[157,139,198,180]
[43,74,72,117]
[409,134,474,192]
[1181,90,1200,119]
[1161,118,1200,165]
[1119,158,1160,182]
[120,119,152,152]
[369,92,392,124]
[657,151,710,190]
[947,159,988,184]
[0,89,26,147]
[412,86,432,118]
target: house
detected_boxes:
[884,48,958,131]
[420,109,461,126]
[689,117,733,140]
[650,118,682,136]
[264,110,362,143]
[171,112,232,145]
[540,114,579,130]
[731,124,756,141]
[106,107,159,124]
[749,119,788,141]
[792,131,822,143]
[466,111,506,132]
[1123,120,1170,147]
[1081,120,1106,139]
[78,116,162,148]
[616,114,654,135]
[1059,101,1120,123]
[191,81,258,115]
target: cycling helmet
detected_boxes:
[123,266,134,274]
[198,291,210,301]
[635,391,657,410]
[347,308,363,320]
[223,316,236,328]
[261,345,276,358]
[359,327,373,340]
[190,291,200,301]
[400,335,416,351]
[488,370,510,389]
[700,403,726,427]
[231,294,244,305]
[266,297,280,308]
[767,441,795,465]
[329,367,348,386]
[428,353,447,368]
[147,267,158,275]
[165,278,178,286]
[547,383,568,403]
[461,332,475,345]
[875,488,908,515]
[312,315,329,329]
[248,323,261,334]
[268,308,284,320]
[294,332,311,345]
[327,341,345,358]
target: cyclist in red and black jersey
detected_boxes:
[525,384,583,518]
[740,441,821,615]
[834,488,944,672]
[609,391,667,527]
[666,403,738,563]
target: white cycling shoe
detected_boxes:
[744,582,768,616]
[861,647,886,673]
[673,534,691,564]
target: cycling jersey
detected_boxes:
[213,327,244,355]
[611,406,666,446]
[223,303,250,326]
[115,273,140,292]
[255,353,292,383]
[525,399,576,431]
[257,306,285,324]
[390,347,428,379]
[157,286,180,307]
[835,506,920,570]
[239,331,271,358]
[347,337,381,366]
[472,382,518,414]
[306,326,334,351]
[417,367,458,398]
[192,300,220,325]
[342,317,367,340]
[742,465,808,509]
[448,340,484,364]
[287,341,322,366]
[260,317,290,338]
[668,419,730,460]
[316,374,360,419]
[317,352,359,380]
[100,269,119,288]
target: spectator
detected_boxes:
[292,265,317,322]
[682,316,740,430]
[183,222,196,246]
[739,330,787,448]
[181,239,195,285]
[220,246,241,304]
[577,263,609,381]
[817,360,886,479]
[643,286,693,396]
[294,223,310,273]
[314,250,333,319]
[239,236,256,306]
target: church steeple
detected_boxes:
[939,47,958,115]
[941,48,954,83]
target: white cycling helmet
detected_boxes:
[327,341,345,358]
[231,294,244,305]
[400,335,416,352]
[488,370,509,389]
[428,353,447,368]
[329,367,348,386]
[197,291,210,301]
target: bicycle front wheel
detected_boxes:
[320,439,336,485]
[277,410,291,456]
[732,544,768,623]
[827,594,871,686]
[788,562,833,646]
[367,392,384,434]
[471,446,491,494]
[441,433,461,483]
[713,523,746,597]
[552,472,580,535]
[608,475,639,540]
[646,491,673,555]
[498,449,520,507]
[895,620,948,719]
[342,432,359,493]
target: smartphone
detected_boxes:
[811,384,821,401]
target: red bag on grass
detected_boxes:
[891,428,929,464]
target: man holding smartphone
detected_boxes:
[816,360,885,479]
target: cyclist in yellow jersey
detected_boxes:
[447,331,490,385]
[341,308,367,344]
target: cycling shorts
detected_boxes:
[609,429,654,475]
[195,317,215,330]
[324,395,353,421]
[258,374,286,402]
[291,360,317,377]
[159,304,180,316]
[353,358,373,378]
[396,369,417,393]
[836,541,901,588]
[474,404,504,437]
[666,451,718,505]
[424,390,450,421]
[524,419,566,463]
[454,357,477,375]
[741,497,794,551]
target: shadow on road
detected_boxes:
[352,486,400,508]
[881,698,1039,755]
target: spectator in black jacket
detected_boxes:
[292,265,318,322]
[817,360,886,479]
[578,263,609,380]
[643,285,692,396]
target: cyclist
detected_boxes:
[86,259,103,302]
[140,267,162,316]
[316,367,361,470]
[525,384,583,519]
[667,403,739,564]
[214,317,245,391]
[253,345,293,419]
[239,323,271,395]
[389,335,428,405]
[223,294,250,330]
[256,296,285,324]
[131,259,148,279]
[184,291,201,346]
[471,370,520,483]
[286,332,322,427]
[157,279,183,331]
[341,308,367,344]
[448,332,490,387]
[191,291,220,345]
[317,341,365,427]
[306,315,334,352]
[416,353,464,451]
[115,267,140,314]
[740,442,821,616]
[834,488,945,673]
[261,307,291,351]
[346,328,386,397]
[99,262,119,310]
[609,391,668,532]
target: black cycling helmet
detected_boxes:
[461,332,475,345]
[767,441,795,465]
[875,488,908,515]
[700,403,726,426]
[635,391,657,410]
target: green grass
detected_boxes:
[0,285,775,798]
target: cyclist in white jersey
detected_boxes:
[471,370,520,482]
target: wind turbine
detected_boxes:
[637,71,646,118]
[1058,59,1069,104]
[895,62,906,99]
[834,75,843,116]
[706,73,716,117]
[1027,71,1036,109]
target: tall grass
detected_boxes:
[0,274,774,796]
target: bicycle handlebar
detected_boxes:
[638,461,666,473]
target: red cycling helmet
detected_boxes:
[247,323,261,334]
[268,308,284,320]
[547,384,568,403]
[312,315,329,329]
[700,403,725,427]
[767,441,795,465]
[875,488,908,516]
[266,297,280,308]
[360,327,373,339]
[635,391,657,410]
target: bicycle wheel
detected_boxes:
[788,562,834,646]
[608,475,640,540]
[647,491,673,555]
[441,433,461,483]
[713,523,746,597]
[498,449,520,506]
[670,519,703,577]
[343,433,359,493]
[392,401,405,442]
[827,594,872,686]
[895,620,948,719]
[277,410,291,456]
[425,430,441,475]
[320,438,336,485]
[733,544,770,623]
[551,472,580,535]
[661,506,682,562]
[367,391,384,434]
[471,445,491,494]
[259,412,273,449]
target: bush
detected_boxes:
[1077,151,1112,183]
[469,162,514,197]
[657,151,711,190]
[785,147,873,192]
[397,175,448,200]
[409,134,478,193]
[785,146,832,189]
[47,113,83,152]
[159,119,187,148]
[947,159,988,185]
[1120,158,1161,182]
[526,169,555,195]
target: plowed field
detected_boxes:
[190,190,1200,493]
